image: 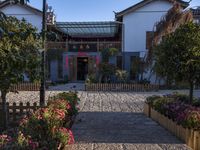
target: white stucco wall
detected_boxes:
[123,0,173,53]
[0,4,42,32]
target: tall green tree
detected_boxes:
[147,2,193,63]
[154,22,200,103]
[0,15,41,129]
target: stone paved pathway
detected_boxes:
[67,92,192,150]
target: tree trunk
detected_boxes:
[1,90,8,130]
[189,81,194,104]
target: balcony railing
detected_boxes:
[46,41,121,52]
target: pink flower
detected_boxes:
[54,109,65,120]
[67,129,75,145]
[66,103,72,110]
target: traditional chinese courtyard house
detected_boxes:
[0,0,193,84]
[46,21,123,82]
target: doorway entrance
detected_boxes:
[77,57,88,81]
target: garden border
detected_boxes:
[10,82,40,91]
[85,83,159,92]
[0,102,42,126]
[144,103,200,150]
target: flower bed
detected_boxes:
[144,93,200,150]
[0,92,80,150]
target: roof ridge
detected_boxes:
[116,0,189,18]
[0,0,42,15]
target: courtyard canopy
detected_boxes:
[55,21,121,38]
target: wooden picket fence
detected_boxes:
[144,103,200,150]
[10,82,40,91]
[0,102,42,125]
[85,83,159,92]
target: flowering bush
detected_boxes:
[177,107,200,129]
[1,92,79,150]
[146,93,200,130]
[53,127,75,147]
[48,92,80,116]
[163,101,188,121]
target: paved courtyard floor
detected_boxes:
[67,92,192,150]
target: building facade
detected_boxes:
[115,0,188,84]
[0,0,43,32]
[46,22,122,82]
[1,0,197,84]
[192,7,200,24]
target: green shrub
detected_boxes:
[86,73,97,84]
[171,93,190,103]
[115,70,128,83]
[48,92,80,116]
[152,97,175,114]
[146,95,162,105]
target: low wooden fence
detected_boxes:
[144,103,200,150]
[85,83,159,92]
[0,102,41,125]
[10,82,40,91]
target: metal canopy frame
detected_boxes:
[56,21,121,38]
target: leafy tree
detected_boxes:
[98,48,119,83]
[101,48,119,63]
[99,63,117,83]
[0,15,41,129]
[154,22,200,103]
[146,2,193,63]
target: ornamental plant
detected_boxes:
[53,127,75,149]
[177,107,200,130]
[48,92,80,116]
[19,107,74,149]
[146,93,200,130]
[0,92,79,149]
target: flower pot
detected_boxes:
[146,105,200,150]
[143,103,151,117]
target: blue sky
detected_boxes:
[30,0,200,22]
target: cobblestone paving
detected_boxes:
[67,92,192,150]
